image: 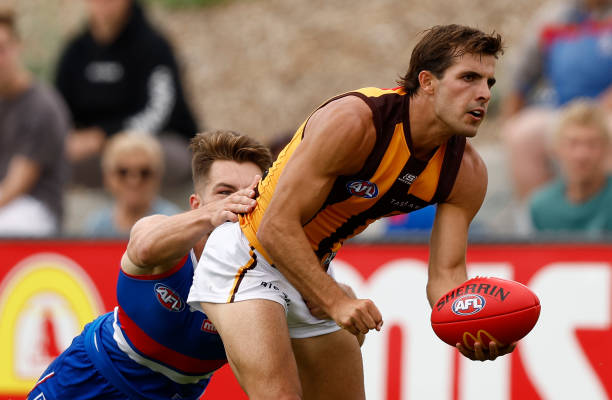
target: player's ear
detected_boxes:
[189,193,201,210]
[418,70,436,95]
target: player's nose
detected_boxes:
[481,82,492,102]
[476,82,491,103]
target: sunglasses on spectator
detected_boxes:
[114,166,155,181]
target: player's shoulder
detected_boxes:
[309,94,375,141]
[444,141,487,207]
[302,94,376,175]
[459,142,487,178]
[323,93,373,119]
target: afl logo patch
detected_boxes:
[346,180,378,199]
[452,294,485,316]
[154,283,185,312]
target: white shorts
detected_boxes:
[187,222,340,339]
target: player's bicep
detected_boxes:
[264,97,375,223]
[125,214,169,268]
[429,144,487,275]
[267,143,339,223]
[444,143,488,220]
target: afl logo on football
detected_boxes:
[154,283,184,312]
[452,294,485,316]
[346,180,378,199]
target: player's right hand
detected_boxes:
[209,175,260,226]
[456,340,516,361]
[330,296,383,337]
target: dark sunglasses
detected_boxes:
[114,166,154,181]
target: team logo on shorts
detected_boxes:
[154,283,185,312]
[346,180,378,199]
[452,294,486,316]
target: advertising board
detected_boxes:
[1,241,610,399]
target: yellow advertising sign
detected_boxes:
[0,253,103,393]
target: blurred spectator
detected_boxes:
[385,206,436,235]
[56,0,198,188]
[529,100,612,234]
[0,9,69,237]
[501,0,612,201]
[83,132,181,237]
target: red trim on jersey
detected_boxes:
[31,371,55,390]
[380,86,404,92]
[540,20,612,49]
[121,254,189,281]
[117,306,226,374]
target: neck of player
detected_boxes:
[408,94,455,160]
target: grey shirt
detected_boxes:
[0,82,70,224]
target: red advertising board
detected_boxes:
[0,241,611,399]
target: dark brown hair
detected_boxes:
[398,24,503,96]
[190,130,273,189]
[0,8,18,39]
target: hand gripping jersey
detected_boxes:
[30,251,226,400]
[240,87,465,264]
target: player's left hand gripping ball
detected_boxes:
[430,277,541,360]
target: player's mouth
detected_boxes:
[467,108,485,121]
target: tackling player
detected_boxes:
[28,130,271,399]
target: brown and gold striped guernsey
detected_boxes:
[240,87,465,266]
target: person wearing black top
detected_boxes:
[56,0,198,187]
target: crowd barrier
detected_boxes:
[0,240,611,399]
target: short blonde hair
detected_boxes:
[102,131,164,174]
[556,99,611,143]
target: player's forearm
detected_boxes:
[129,208,214,268]
[426,265,468,308]
[257,218,346,311]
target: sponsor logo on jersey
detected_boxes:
[398,173,417,185]
[154,283,185,312]
[452,294,486,316]
[201,319,218,334]
[346,180,378,199]
[390,198,422,210]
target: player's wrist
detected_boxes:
[325,285,352,313]
[194,204,219,231]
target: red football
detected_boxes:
[431,277,540,349]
